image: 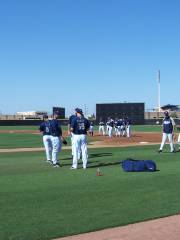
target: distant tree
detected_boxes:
[170,112,178,118]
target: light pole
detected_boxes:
[157,70,161,112]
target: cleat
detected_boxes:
[158,150,162,153]
[53,164,60,167]
[46,160,52,163]
[171,150,176,153]
[70,166,77,170]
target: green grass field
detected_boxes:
[1,145,180,240]
[0,133,42,148]
[0,126,38,131]
[0,124,162,132]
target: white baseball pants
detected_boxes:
[159,133,174,152]
[43,135,52,161]
[108,126,113,138]
[117,126,122,137]
[99,126,105,135]
[106,126,109,135]
[50,136,62,164]
[72,134,88,169]
[126,125,131,138]
[71,133,81,159]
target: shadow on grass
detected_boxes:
[89,153,113,158]
[60,152,114,168]
[88,161,120,168]
[61,160,100,167]
[61,157,72,160]
[60,152,113,161]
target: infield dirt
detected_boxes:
[0,131,163,153]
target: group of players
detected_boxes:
[99,117,132,138]
[39,110,132,169]
[39,109,180,169]
[39,108,90,169]
[39,113,67,167]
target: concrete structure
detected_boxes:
[16,111,47,120]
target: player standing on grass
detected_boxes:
[68,108,82,159]
[159,111,176,153]
[39,114,52,162]
[50,113,66,167]
[70,108,90,169]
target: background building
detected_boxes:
[145,104,180,120]
[96,103,145,124]
[16,111,47,119]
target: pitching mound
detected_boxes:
[89,132,162,147]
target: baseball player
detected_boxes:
[50,113,65,167]
[108,118,114,138]
[116,118,123,137]
[50,113,63,167]
[68,109,82,159]
[159,111,176,153]
[89,122,94,136]
[114,118,118,137]
[121,118,126,137]
[70,108,90,169]
[126,117,132,138]
[99,119,105,135]
[39,114,52,162]
[106,118,110,136]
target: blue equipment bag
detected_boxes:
[144,160,156,172]
[122,159,156,172]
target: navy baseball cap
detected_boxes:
[164,111,169,116]
[75,108,83,114]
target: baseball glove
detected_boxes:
[62,139,67,145]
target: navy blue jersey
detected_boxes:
[71,116,90,135]
[69,115,76,125]
[117,119,122,126]
[51,119,62,137]
[122,119,126,126]
[39,120,51,135]
[163,117,173,134]
[126,118,132,126]
[114,121,118,128]
[106,121,110,126]
[109,120,114,127]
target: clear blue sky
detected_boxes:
[0,0,180,116]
